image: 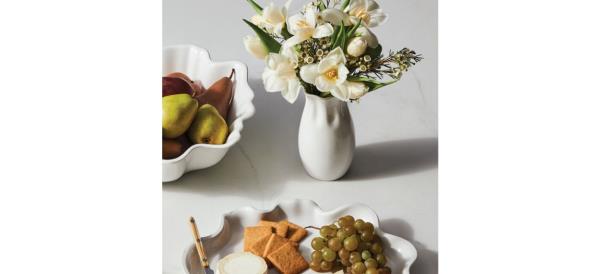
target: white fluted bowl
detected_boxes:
[163,45,255,182]
[183,200,418,274]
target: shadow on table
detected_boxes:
[163,78,310,197]
[344,138,438,181]
[381,218,438,274]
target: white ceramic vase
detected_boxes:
[298,93,355,180]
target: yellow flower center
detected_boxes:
[355,9,370,25]
[296,20,311,29]
[325,69,338,80]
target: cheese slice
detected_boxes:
[216,252,268,274]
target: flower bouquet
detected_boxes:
[242,0,421,103]
[242,0,422,180]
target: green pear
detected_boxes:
[162,94,199,138]
[187,104,228,145]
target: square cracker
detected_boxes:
[275,221,289,238]
[257,220,278,228]
[267,242,309,274]
[248,233,271,257]
[286,222,307,242]
[243,226,273,251]
[263,234,288,258]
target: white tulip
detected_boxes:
[252,1,291,35]
[356,26,379,48]
[262,50,303,103]
[283,6,334,48]
[348,81,369,99]
[243,35,268,59]
[346,37,368,57]
[300,48,357,101]
[345,0,388,28]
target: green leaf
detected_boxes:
[339,25,347,50]
[243,19,281,53]
[317,0,326,11]
[281,23,293,39]
[245,0,263,14]
[341,0,351,10]
[348,75,398,92]
[331,26,342,49]
[346,19,362,39]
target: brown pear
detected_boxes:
[197,69,235,121]
[163,72,206,97]
[162,136,192,159]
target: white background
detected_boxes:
[1,0,600,274]
[163,0,437,273]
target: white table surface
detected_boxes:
[163,0,437,273]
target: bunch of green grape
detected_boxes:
[309,215,391,274]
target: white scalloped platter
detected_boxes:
[163,45,256,182]
[183,200,417,274]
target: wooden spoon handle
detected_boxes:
[189,217,210,268]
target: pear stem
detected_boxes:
[228,69,235,80]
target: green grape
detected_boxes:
[376,254,387,266]
[338,248,350,260]
[311,237,326,250]
[361,230,375,242]
[328,237,343,251]
[309,260,321,271]
[364,222,374,233]
[343,225,357,235]
[340,257,351,266]
[365,267,378,274]
[351,261,367,274]
[320,226,333,238]
[372,234,382,244]
[321,247,336,262]
[320,260,333,271]
[339,216,354,227]
[364,258,378,269]
[337,228,349,240]
[354,219,366,231]
[343,235,359,251]
[349,251,362,264]
[311,250,323,263]
[370,242,383,254]
[361,250,372,260]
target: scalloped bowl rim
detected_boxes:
[162,45,256,164]
[182,199,418,274]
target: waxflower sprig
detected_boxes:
[242,0,421,103]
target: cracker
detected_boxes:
[286,222,307,242]
[275,221,289,238]
[257,220,278,228]
[263,234,288,258]
[248,233,271,257]
[243,226,273,251]
[267,242,309,274]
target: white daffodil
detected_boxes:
[243,35,269,59]
[251,1,291,36]
[300,47,360,101]
[320,8,352,26]
[262,49,303,103]
[283,6,334,48]
[344,0,388,28]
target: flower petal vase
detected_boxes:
[298,93,355,180]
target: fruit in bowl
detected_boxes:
[162,45,255,182]
[162,70,234,159]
